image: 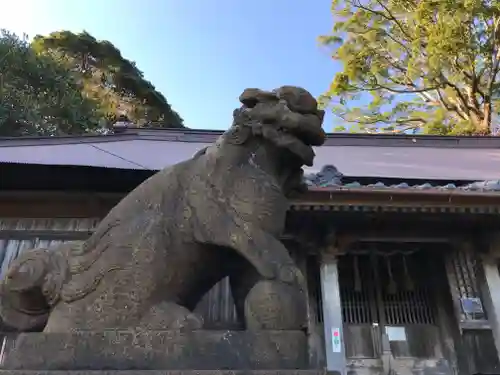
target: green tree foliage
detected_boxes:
[0,29,102,136]
[32,31,184,128]
[319,0,500,135]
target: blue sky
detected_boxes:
[1,0,341,130]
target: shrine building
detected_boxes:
[1,127,500,375]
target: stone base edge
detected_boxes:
[2,330,309,370]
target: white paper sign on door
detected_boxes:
[331,327,342,353]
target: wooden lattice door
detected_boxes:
[339,246,441,359]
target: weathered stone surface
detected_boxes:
[1,331,308,370]
[0,86,326,333]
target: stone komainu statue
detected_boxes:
[0,86,326,332]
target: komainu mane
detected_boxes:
[0,86,326,332]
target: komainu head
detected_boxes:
[226,86,326,167]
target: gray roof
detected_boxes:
[1,128,500,181]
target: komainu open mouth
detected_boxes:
[288,111,326,148]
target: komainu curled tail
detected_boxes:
[0,243,74,331]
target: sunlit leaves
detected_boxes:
[0,29,184,136]
[33,31,184,128]
[320,0,500,135]
[0,29,102,136]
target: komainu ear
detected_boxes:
[239,88,278,108]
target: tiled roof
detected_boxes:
[304,165,500,192]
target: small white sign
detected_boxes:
[331,327,342,353]
[386,326,407,342]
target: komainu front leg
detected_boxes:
[198,215,305,288]
[198,210,307,330]
[229,247,307,331]
[244,279,307,330]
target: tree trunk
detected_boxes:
[479,98,492,135]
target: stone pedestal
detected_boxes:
[0,330,320,375]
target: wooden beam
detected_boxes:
[284,228,458,245]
